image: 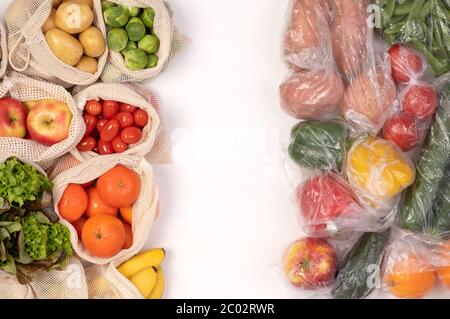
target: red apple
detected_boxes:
[26,100,72,146]
[283,238,337,289]
[0,98,27,138]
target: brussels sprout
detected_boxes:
[121,5,141,17]
[141,7,155,28]
[121,40,137,55]
[104,6,129,28]
[138,35,160,54]
[147,54,159,68]
[125,17,146,41]
[124,48,148,70]
[107,28,128,52]
[101,0,115,12]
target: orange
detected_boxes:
[385,253,436,299]
[119,205,133,224]
[82,214,125,258]
[97,165,141,208]
[72,217,87,238]
[123,223,133,249]
[437,240,450,287]
[58,184,88,222]
[85,187,118,217]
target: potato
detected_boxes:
[62,0,94,9]
[79,26,106,58]
[46,29,83,66]
[52,0,62,8]
[55,2,94,34]
[75,56,98,73]
[42,9,57,34]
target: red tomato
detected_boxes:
[388,44,423,84]
[100,119,120,142]
[83,113,98,136]
[402,84,437,119]
[98,139,114,155]
[77,136,97,152]
[115,112,134,129]
[112,136,128,153]
[96,119,108,133]
[102,100,119,119]
[119,103,137,113]
[121,126,142,144]
[85,100,102,116]
[133,109,149,128]
[299,174,361,235]
[383,113,420,152]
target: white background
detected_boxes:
[0,0,306,298]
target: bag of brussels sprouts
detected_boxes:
[71,82,171,163]
[5,0,108,88]
[100,0,183,83]
[0,22,8,80]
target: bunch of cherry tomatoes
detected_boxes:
[77,99,150,154]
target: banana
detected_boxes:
[117,248,165,278]
[130,266,158,298]
[147,267,165,299]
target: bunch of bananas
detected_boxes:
[117,248,166,299]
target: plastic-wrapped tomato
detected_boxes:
[77,136,97,152]
[85,100,102,116]
[100,119,120,142]
[388,44,423,84]
[102,100,119,119]
[83,113,98,136]
[119,103,137,113]
[383,113,420,152]
[402,84,437,119]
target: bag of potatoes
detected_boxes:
[50,154,159,266]
[0,72,84,163]
[5,0,108,88]
[71,82,171,163]
[100,0,183,83]
[0,22,8,79]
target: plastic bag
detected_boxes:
[5,0,108,88]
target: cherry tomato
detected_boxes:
[402,84,437,119]
[85,100,102,116]
[96,118,108,133]
[115,112,134,129]
[100,119,120,142]
[98,139,114,155]
[133,109,149,128]
[83,113,98,136]
[77,136,97,152]
[112,136,128,153]
[102,100,119,119]
[388,44,423,84]
[383,113,420,152]
[121,126,142,144]
[119,103,137,113]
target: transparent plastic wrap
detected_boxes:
[387,44,426,85]
[398,79,450,237]
[282,0,333,71]
[346,136,415,211]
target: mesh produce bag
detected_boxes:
[100,0,182,83]
[0,22,8,79]
[71,82,171,164]
[5,0,108,88]
[0,72,84,163]
[51,154,159,266]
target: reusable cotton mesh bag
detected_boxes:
[51,153,159,266]
[71,82,171,163]
[100,0,179,83]
[0,72,85,163]
[5,0,108,88]
[0,22,8,79]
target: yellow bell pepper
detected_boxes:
[347,137,415,204]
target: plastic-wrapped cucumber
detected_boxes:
[331,230,390,299]
[398,82,450,232]
[288,120,347,171]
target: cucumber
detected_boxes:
[431,168,450,237]
[332,231,391,299]
[399,82,450,232]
